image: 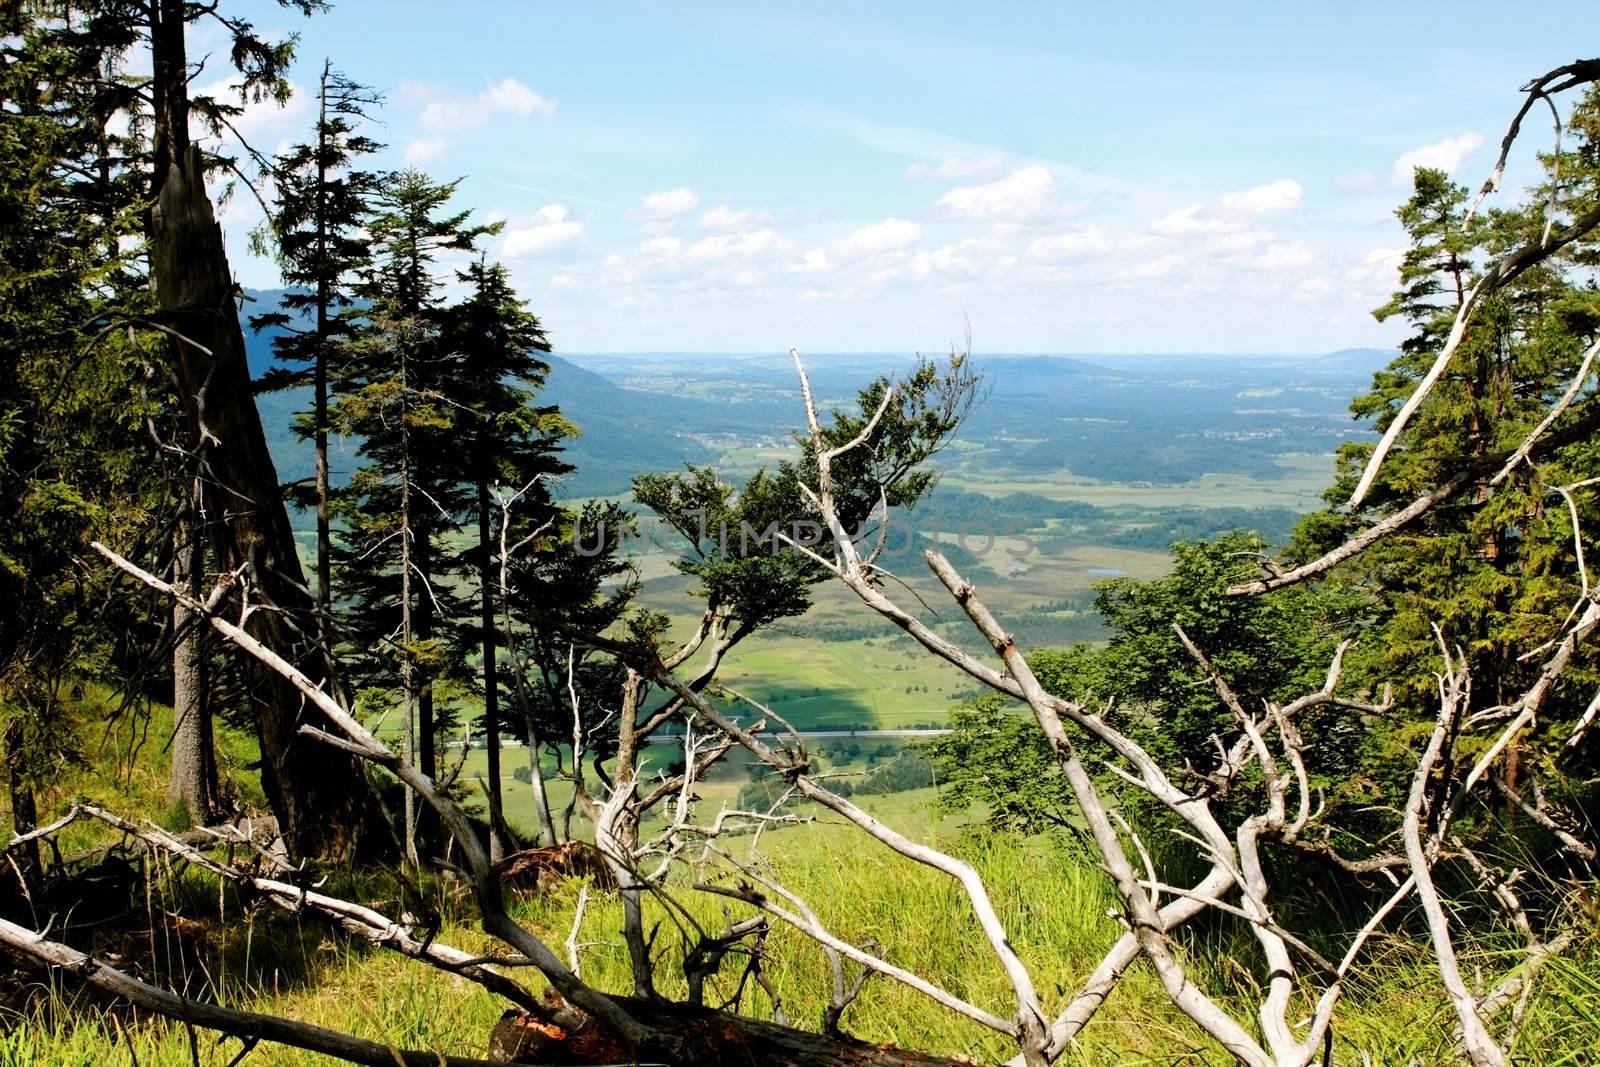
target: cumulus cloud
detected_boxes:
[1248,242,1314,271]
[502,205,584,259]
[1026,227,1109,261]
[1293,277,1334,300]
[1113,253,1184,281]
[1218,179,1303,216]
[1345,246,1405,291]
[1392,132,1482,185]
[641,187,700,221]
[829,217,921,258]
[639,236,682,256]
[481,77,557,117]
[193,77,310,147]
[701,204,771,230]
[1153,179,1304,238]
[419,77,556,131]
[684,228,793,262]
[937,165,1054,221]
[795,248,832,273]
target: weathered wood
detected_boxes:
[0,914,502,1066]
[168,494,218,823]
[488,1000,982,1067]
[146,142,381,861]
[494,842,616,894]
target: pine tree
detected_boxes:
[252,63,384,637]
[436,256,574,855]
[1,5,165,864]
[335,171,493,860]
[1290,107,1600,824]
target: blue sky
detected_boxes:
[204,1,1599,353]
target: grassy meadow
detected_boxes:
[8,693,1600,1066]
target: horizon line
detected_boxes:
[555,347,1393,358]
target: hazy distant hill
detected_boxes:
[242,288,1390,500]
[1310,348,1397,376]
[245,290,721,497]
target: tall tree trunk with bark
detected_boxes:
[478,472,508,860]
[146,0,381,861]
[415,530,437,853]
[3,723,41,894]
[168,490,218,824]
[312,64,334,638]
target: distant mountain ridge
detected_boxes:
[243,289,723,498]
[241,288,1394,499]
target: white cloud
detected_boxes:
[640,236,682,256]
[1392,132,1482,185]
[907,242,987,281]
[684,228,793,262]
[1152,205,1232,237]
[701,204,771,230]
[1218,179,1303,216]
[1026,227,1109,261]
[419,99,477,132]
[830,217,921,258]
[1293,277,1333,300]
[404,137,448,164]
[421,78,556,129]
[1344,246,1405,295]
[502,205,583,259]
[481,77,556,117]
[907,156,1009,181]
[1202,230,1273,253]
[1113,254,1184,281]
[550,272,576,289]
[1249,242,1314,270]
[193,77,310,146]
[641,187,700,221]
[937,165,1054,221]
[796,248,832,273]
[1155,178,1304,237]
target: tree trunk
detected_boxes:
[478,474,508,860]
[415,531,438,853]
[399,420,419,867]
[610,672,653,998]
[524,730,557,848]
[3,723,41,894]
[146,1,381,859]
[168,493,218,824]
[489,998,977,1066]
[313,62,334,639]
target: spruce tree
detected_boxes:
[252,63,384,636]
[335,171,493,860]
[1,6,165,862]
[1290,111,1600,826]
[436,256,573,854]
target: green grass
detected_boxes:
[937,460,1334,511]
[5,821,1598,1066]
[6,692,1598,1065]
[2,683,265,855]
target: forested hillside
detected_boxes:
[3,4,1600,1066]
